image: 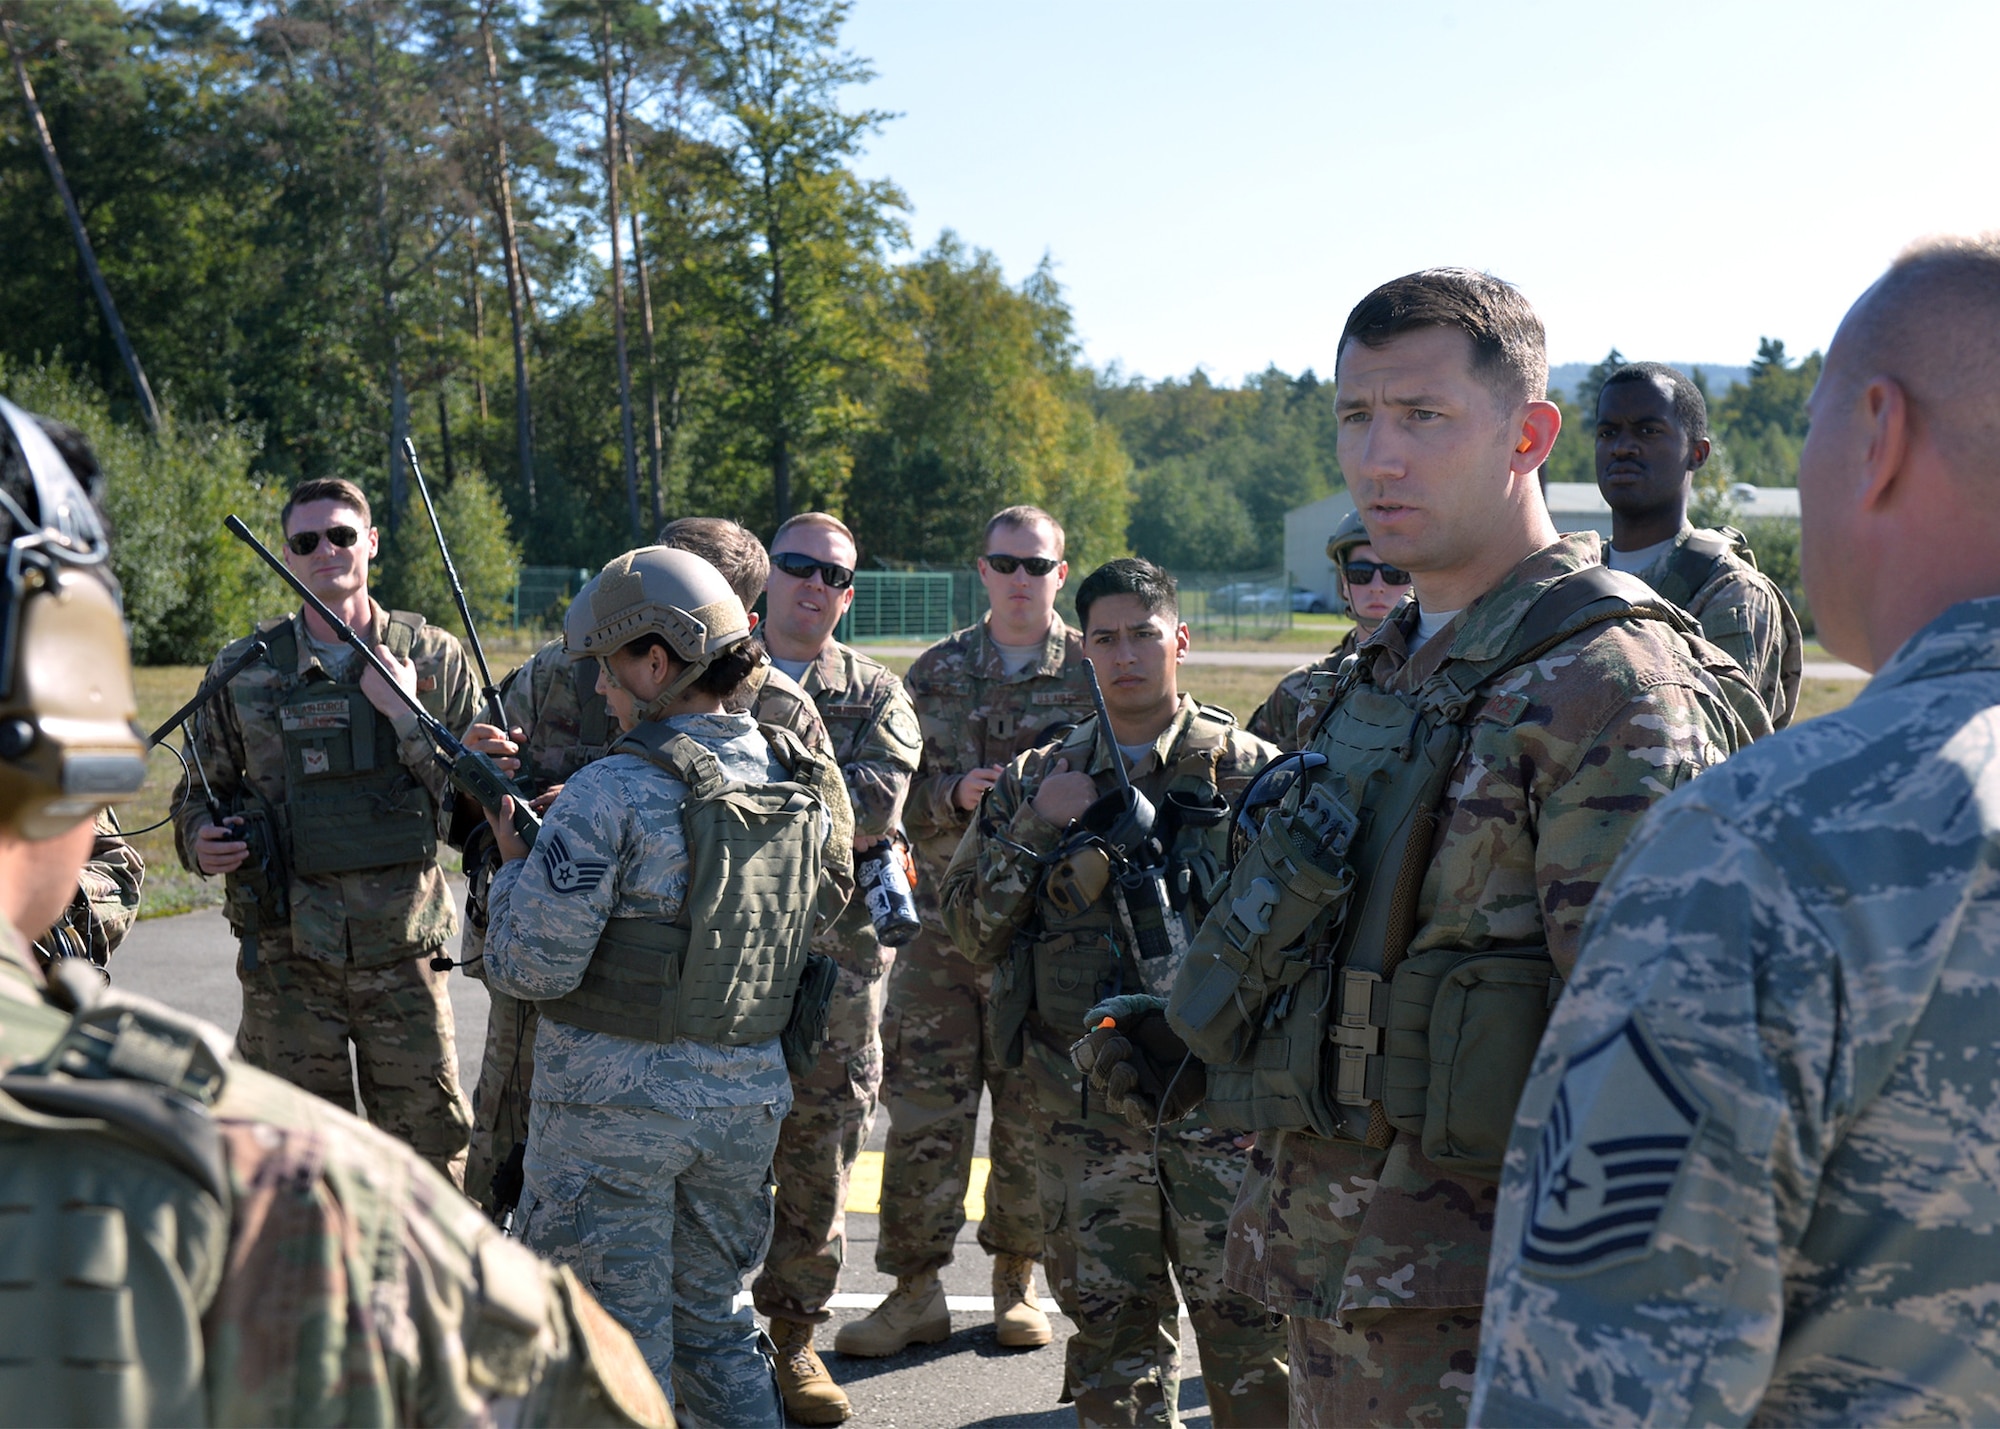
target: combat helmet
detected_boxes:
[565,545,754,718]
[1324,509,1372,564]
[0,398,145,838]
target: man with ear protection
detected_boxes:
[0,395,676,1428]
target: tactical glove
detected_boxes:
[1071,994,1206,1131]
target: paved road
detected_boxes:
[113,903,1214,1426]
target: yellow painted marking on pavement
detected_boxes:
[845,1149,988,1220]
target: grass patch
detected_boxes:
[131,666,220,919]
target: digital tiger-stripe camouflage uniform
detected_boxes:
[749,641,921,1329]
[875,617,1094,1288]
[942,694,1290,1426]
[172,601,478,1184]
[1616,522,1804,729]
[1474,596,2000,1425]
[461,637,851,1214]
[1184,535,1764,1427]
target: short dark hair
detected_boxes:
[1076,557,1178,630]
[985,505,1065,558]
[283,477,371,531]
[1337,268,1548,408]
[656,517,771,608]
[1599,362,1710,445]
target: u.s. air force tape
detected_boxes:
[1520,1014,1707,1277]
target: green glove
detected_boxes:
[1070,994,1206,1130]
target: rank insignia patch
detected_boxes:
[541,830,610,895]
[1521,1015,1705,1277]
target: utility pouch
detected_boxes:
[1113,866,1190,997]
[1166,803,1355,1066]
[221,799,288,935]
[1202,948,1343,1135]
[781,951,840,1077]
[986,937,1036,1069]
[1381,943,1559,1180]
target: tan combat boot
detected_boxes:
[992,1253,1053,1349]
[832,1270,951,1357]
[771,1317,851,1425]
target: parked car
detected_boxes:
[1291,587,1331,614]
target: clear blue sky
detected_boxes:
[840,0,2000,384]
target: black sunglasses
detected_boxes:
[1343,560,1411,587]
[984,554,1059,577]
[771,552,855,589]
[285,525,362,557]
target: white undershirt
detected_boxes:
[1405,606,1462,658]
[771,655,814,682]
[992,639,1044,675]
[1607,536,1676,574]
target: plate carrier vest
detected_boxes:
[540,722,827,1046]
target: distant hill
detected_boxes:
[1548,361,1749,404]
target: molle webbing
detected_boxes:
[535,917,692,1042]
[1651,528,1742,610]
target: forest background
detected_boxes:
[0,0,1820,662]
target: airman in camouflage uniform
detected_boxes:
[943,558,1290,1427]
[845,506,1093,1357]
[462,590,851,1215]
[32,809,144,971]
[747,511,922,1425]
[1248,511,1409,751]
[484,548,830,1423]
[1475,234,2000,1428]
[173,479,477,1184]
[1596,361,1803,727]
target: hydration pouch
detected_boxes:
[1381,943,1559,1180]
[1166,794,1356,1068]
[986,936,1035,1069]
[781,951,840,1077]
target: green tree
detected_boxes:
[1712,337,1821,486]
[373,467,523,637]
[846,236,1128,571]
[685,0,905,525]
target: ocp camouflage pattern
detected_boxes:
[1635,523,1804,729]
[1474,595,2000,1427]
[1224,534,1762,1424]
[1246,628,1360,753]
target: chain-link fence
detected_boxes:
[509,565,594,630]
[833,566,1295,643]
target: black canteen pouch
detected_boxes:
[781,951,840,1077]
[1381,942,1560,1180]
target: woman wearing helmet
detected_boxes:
[483,545,834,1424]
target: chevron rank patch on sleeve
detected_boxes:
[1520,1015,1706,1277]
[541,829,609,895]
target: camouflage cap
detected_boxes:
[1325,510,1372,563]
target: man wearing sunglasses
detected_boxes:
[1595,362,1804,728]
[174,477,479,1184]
[839,505,1094,1360]
[747,512,922,1425]
[1249,510,1413,751]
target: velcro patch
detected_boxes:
[300,747,331,776]
[1032,691,1089,706]
[540,830,610,895]
[1520,1015,1704,1277]
[1478,691,1532,727]
[281,698,350,732]
[825,703,874,721]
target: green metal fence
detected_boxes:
[830,566,1294,643]
[835,570,958,642]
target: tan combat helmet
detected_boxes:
[0,398,146,839]
[1325,509,1372,565]
[565,545,754,718]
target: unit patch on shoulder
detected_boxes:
[541,830,610,895]
[1520,1015,1706,1278]
[882,704,922,751]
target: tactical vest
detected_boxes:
[0,965,234,1424]
[1652,527,1805,730]
[1173,568,1684,1179]
[237,613,440,877]
[540,722,826,1046]
[1000,706,1239,1053]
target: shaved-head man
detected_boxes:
[1477,235,2000,1424]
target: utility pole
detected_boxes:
[3,16,161,431]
